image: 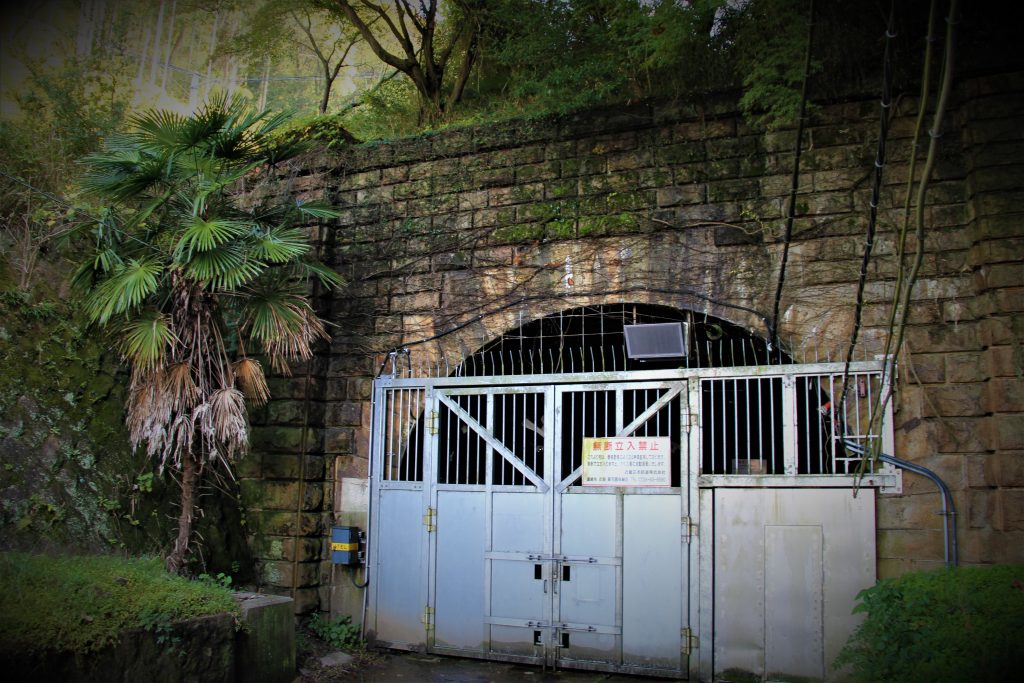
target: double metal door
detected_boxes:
[426,381,692,676]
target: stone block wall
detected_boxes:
[241,71,1024,612]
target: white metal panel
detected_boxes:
[622,494,684,671]
[712,488,875,682]
[371,488,427,648]
[560,494,616,558]
[492,492,546,552]
[764,525,824,678]
[434,491,486,652]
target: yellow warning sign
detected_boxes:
[582,437,671,487]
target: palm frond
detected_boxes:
[116,310,177,370]
[185,245,264,290]
[79,150,170,202]
[208,387,248,460]
[88,258,164,324]
[294,200,342,220]
[293,260,345,289]
[125,369,173,460]
[249,226,310,263]
[240,289,328,372]
[162,361,199,411]
[233,358,270,406]
[128,109,189,152]
[176,217,248,256]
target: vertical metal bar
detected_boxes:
[753,379,762,469]
[396,389,404,480]
[768,378,777,473]
[743,378,751,468]
[800,378,809,474]
[413,390,421,481]
[485,393,494,486]
[383,391,392,481]
[817,376,825,474]
[406,389,414,481]
[782,375,798,475]
[400,389,408,481]
[454,395,462,484]
[732,379,740,472]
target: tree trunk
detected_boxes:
[203,11,220,101]
[166,450,200,574]
[135,11,152,92]
[150,0,167,87]
[160,0,178,92]
[258,55,271,111]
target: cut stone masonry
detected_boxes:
[242,71,1024,612]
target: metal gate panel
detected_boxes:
[487,491,551,661]
[556,493,621,668]
[764,525,824,678]
[433,490,486,653]
[551,381,688,675]
[623,493,685,672]
[369,488,428,648]
[712,487,875,681]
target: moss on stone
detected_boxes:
[0,552,239,657]
[493,223,545,242]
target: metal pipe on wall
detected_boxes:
[845,440,958,568]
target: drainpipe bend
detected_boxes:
[844,440,958,568]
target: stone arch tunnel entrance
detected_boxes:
[364,304,895,680]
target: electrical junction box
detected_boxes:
[331,526,360,565]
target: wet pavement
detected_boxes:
[340,651,674,682]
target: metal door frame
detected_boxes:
[415,378,696,679]
[366,360,896,682]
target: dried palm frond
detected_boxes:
[262,305,329,374]
[164,413,196,472]
[163,361,200,410]
[233,357,270,405]
[126,368,172,456]
[209,387,248,461]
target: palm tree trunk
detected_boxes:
[167,450,199,574]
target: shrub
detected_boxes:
[835,565,1024,682]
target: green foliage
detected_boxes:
[275,113,359,149]
[0,552,239,657]
[197,571,234,589]
[308,613,363,650]
[483,0,726,115]
[835,565,1024,682]
[726,0,819,129]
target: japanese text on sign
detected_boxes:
[581,437,671,487]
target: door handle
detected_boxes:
[543,579,548,593]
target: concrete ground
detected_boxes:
[338,650,674,682]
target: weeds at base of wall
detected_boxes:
[308,613,363,650]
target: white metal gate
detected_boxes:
[365,360,895,680]
[367,377,694,677]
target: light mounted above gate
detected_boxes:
[624,322,688,360]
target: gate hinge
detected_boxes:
[681,627,698,655]
[422,605,434,631]
[681,515,697,543]
[428,410,439,435]
[686,412,698,432]
[423,506,436,532]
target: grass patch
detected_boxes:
[0,552,239,656]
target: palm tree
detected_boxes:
[73,98,341,573]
